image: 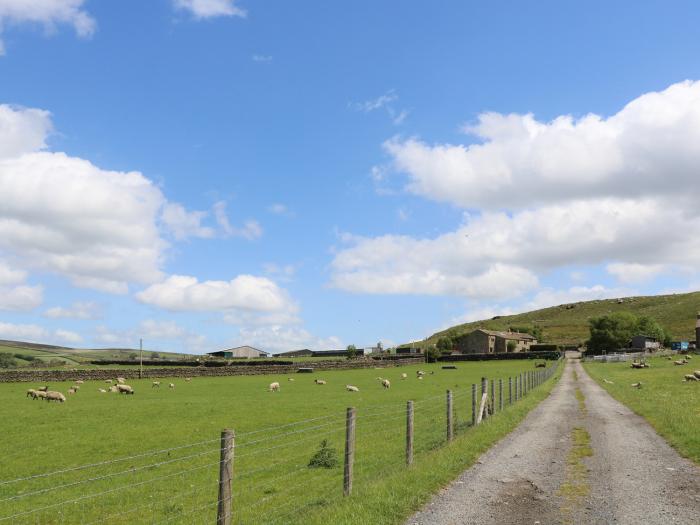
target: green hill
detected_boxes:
[423,291,700,348]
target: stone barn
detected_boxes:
[454,329,537,354]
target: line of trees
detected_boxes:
[586,312,671,354]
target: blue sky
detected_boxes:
[1,0,700,353]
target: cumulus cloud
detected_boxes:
[333,81,700,299]
[161,203,215,240]
[233,325,343,354]
[213,201,262,240]
[54,328,82,344]
[0,322,79,344]
[173,0,246,19]
[0,0,95,54]
[136,274,297,314]
[0,284,43,311]
[44,301,101,319]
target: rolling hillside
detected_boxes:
[424,291,700,347]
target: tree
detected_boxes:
[506,340,517,353]
[425,345,440,363]
[586,312,669,354]
[436,336,454,355]
[151,352,161,360]
[0,353,17,369]
[128,352,138,360]
[346,344,357,359]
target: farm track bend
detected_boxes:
[406,358,700,525]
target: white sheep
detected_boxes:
[185,378,192,382]
[152,381,161,388]
[37,386,48,392]
[401,373,407,379]
[108,386,118,393]
[288,378,295,382]
[105,379,113,384]
[168,383,175,389]
[116,384,134,395]
[269,382,280,392]
[45,391,66,403]
[346,385,359,392]
[116,377,126,384]
[35,390,48,400]
[72,385,80,390]
[98,388,107,393]
[67,388,77,395]
[381,379,391,389]
[314,379,327,385]
[26,388,37,398]
[416,370,426,377]
[75,380,84,384]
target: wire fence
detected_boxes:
[0,360,560,524]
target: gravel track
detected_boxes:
[405,358,700,524]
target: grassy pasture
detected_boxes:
[0,359,559,524]
[583,355,700,464]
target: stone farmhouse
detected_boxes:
[454,329,537,354]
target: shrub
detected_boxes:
[0,353,17,368]
[308,440,339,469]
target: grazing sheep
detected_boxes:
[116,377,126,384]
[26,389,37,398]
[694,370,700,379]
[37,386,48,392]
[45,391,66,403]
[269,382,280,392]
[375,377,383,381]
[34,391,48,400]
[603,379,614,384]
[381,379,391,389]
[288,378,295,382]
[631,382,643,389]
[416,370,425,377]
[314,379,327,385]
[72,385,80,390]
[116,384,134,395]
[75,380,84,384]
[185,377,192,382]
[105,380,113,384]
[346,385,359,392]
[152,381,161,388]
[673,360,688,366]
[98,388,107,393]
[683,374,699,382]
[168,383,175,389]
[67,388,77,395]
[401,373,407,379]
[108,386,118,393]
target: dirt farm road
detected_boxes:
[406,359,700,524]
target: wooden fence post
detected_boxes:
[508,377,512,405]
[471,384,477,425]
[480,378,488,419]
[515,375,519,401]
[499,379,503,411]
[446,390,454,441]
[490,379,495,414]
[406,400,414,466]
[343,407,356,496]
[217,428,234,525]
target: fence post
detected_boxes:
[490,379,495,414]
[509,377,512,405]
[480,378,488,419]
[217,428,234,525]
[471,384,477,425]
[446,390,454,441]
[515,375,519,401]
[343,407,356,496]
[499,379,503,411]
[406,400,414,466]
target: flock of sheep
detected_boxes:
[267,369,431,393]
[24,376,195,403]
[668,354,700,382]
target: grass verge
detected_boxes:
[583,356,699,464]
[302,363,563,525]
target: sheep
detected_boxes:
[37,386,48,392]
[75,380,84,385]
[694,370,700,379]
[631,382,643,389]
[673,360,688,366]
[72,385,80,391]
[169,383,175,389]
[346,385,359,392]
[416,370,425,377]
[45,391,66,403]
[34,390,48,400]
[375,377,383,381]
[287,378,295,382]
[603,379,614,384]
[152,381,161,388]
[418,376,424,380]
[381,379,391,389]
[105,379,113,384]
[401,373,407,380]
[314,379,327,385]
[98,388,107,393]
[108,386,118,393]
[67,388,77,395]
[116,384,134,395]
[185,378,192,382]
[269,382,280,392]
[26,389,37,398]
[116,377,126,384]
[683,374,699,382]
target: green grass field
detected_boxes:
[0,359,560,524]
[583,355,700,464]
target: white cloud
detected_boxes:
[161,203,214,240]
[0,260,26,286]
[137,319,187,339]
[136,274,297,314]
[606,262,665,284]
[213,201,262,240]
[54,328,82,344]
[351,90,409,126]
[334,81,700,299]
[0,0,95,54]
[0,105,52,158]
[386,80,700,210]
[252,54,272,63]
[0,284,43,311]
[173,0,246,19]
[44,301,101,319]
[267,203,288,215]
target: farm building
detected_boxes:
[274,349,313,357]
[453,329,537,354]
[629,335,661,350]
[207,346,270,358]
[396,346,423,354]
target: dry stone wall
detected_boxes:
[0,357,424,383]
